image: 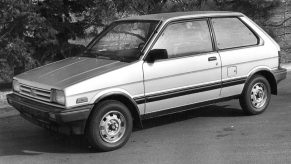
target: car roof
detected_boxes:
[120,11,244,21]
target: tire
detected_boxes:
[86,100,133,151]
[239,75,271,115]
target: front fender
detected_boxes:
[89,88,144,128]
[90,88,133,104]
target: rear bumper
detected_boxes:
[7,93,93,135]
[272,67,287,84]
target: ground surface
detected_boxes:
[0,71,291,164]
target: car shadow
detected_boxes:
[0,131,91,156]
[0,104,245,156]
[138,104,245,130]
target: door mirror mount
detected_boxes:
[145,49,168,63]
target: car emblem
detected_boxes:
[30,88,36,97]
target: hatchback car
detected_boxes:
[7,11,287,151]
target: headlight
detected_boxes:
[12,80,20,92]
[51,89,66,105]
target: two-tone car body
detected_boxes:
[7,11,287,151]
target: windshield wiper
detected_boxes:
[96,55,111,60]
[86,50,110,59]
[94,51,126,61]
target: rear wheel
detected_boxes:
[239,75,271,115]
[86,100,133,151]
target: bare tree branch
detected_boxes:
[131,5,146,15]
[264,17,291,27]
[275,32,291,37]
[112,30,146,42]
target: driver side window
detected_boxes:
[152,20,213,59]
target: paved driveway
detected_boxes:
[0,72,291,164]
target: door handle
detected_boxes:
[208,56,217,61]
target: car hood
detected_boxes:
[15,57,129,89]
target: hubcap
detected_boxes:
[99,111,126,143]
[250,82,267,109]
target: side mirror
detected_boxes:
[145,49,168,63]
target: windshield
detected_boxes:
[85,20,159,62]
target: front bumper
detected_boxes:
[7,93,94,135]
[272,67,287,84]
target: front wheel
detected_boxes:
[86,100,133,151]
[239,75,271,115]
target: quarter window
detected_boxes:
[212,17,258,49]
[152,20,213,58]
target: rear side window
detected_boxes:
[212,17,258,50]
[152,20,213,58]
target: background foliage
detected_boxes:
[0,0,288,82]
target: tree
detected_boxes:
[0,0,286,82]
[0,0,43,80]
[0,0,94,81]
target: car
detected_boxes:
[7,11,287,151]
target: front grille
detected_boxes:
[19,84,51,102]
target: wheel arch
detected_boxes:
[246,68,277,95]
[86,91,143,130]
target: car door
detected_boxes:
[142,19,222,116]
[211,17,265,98]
